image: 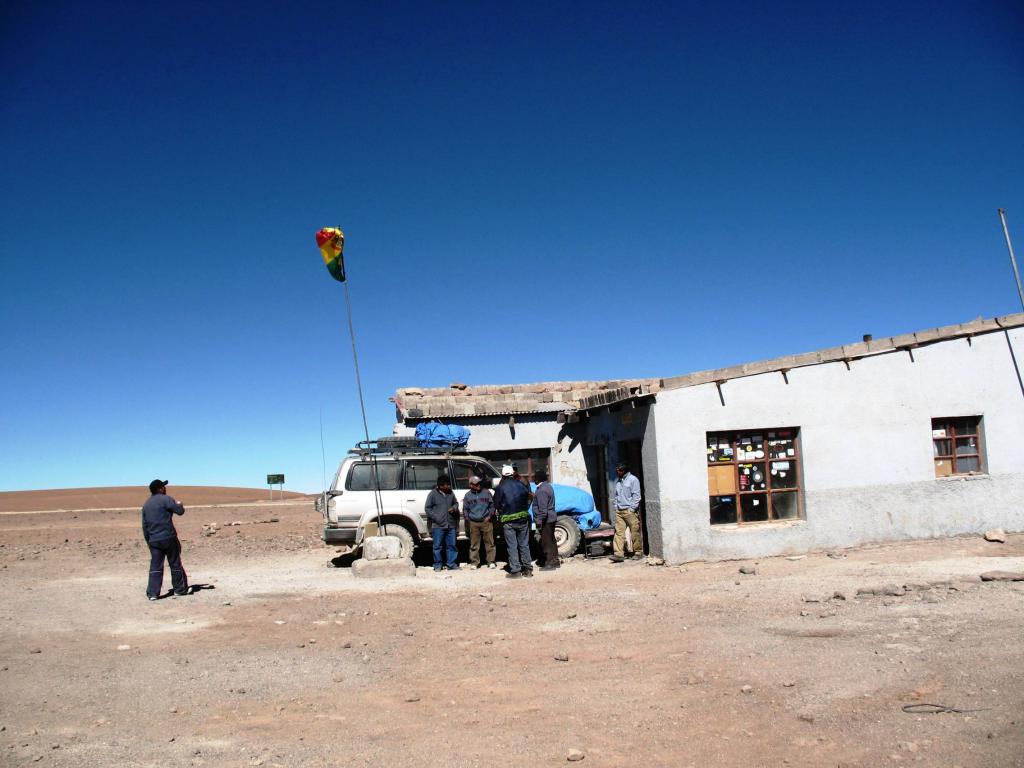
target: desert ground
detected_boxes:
[0,490,1022,767]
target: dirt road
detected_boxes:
[1,500,1022,767]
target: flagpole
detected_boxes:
[340,276,386,537]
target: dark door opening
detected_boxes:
[584,444,610,523]
[617,439,648,554]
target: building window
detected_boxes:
[707,428,802,525]
[475,449,550,485]
[932,417,984,476]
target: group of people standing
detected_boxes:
[424,461,645,575]
[424,464,562,578]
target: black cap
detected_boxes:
[149,479,168,493]
[615,462,629,471]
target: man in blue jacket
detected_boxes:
[494,465,533,578]
[141,479,189,599]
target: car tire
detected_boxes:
[378,522,416,558]
[553,515,581,558]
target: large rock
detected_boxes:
[983,528,1007,543]
[351,557,416,579]
[362,536,403,561]
[979,571,1024,582]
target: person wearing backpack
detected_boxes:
[494,465,533,578]
[462,475,496,569]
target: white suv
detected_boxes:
[317,443,501,557]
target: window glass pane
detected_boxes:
[707,435,734,463]
[771,492,799,520]
[738,463,767,492]
[955,456,980,473]
[403,460,447,490]
[710,496,737,525]
[950,417,978,436]
[347,462,400,491]
[768,438,794,459]
[955,437,978,457]
[741,493,768,522]
[933,439,952,457]
[770,461,797,489]
[738,435,765,461]
[934,459,954,478]
[451,460,499,490]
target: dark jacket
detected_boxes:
[494,477,530,523]
[424,488,459,528]
[141,493,185,543]
[532,481,556,525]
[462,488,495,523]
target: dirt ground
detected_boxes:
[1,497,1022,768]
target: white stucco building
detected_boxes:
[393,314,1024,564]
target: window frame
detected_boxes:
[932,416,985,477]
[706,428,803,526]
[345,460,401,491]
[401,458,449,491]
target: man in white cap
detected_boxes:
[494,464,533,578]
[462,475,496,568]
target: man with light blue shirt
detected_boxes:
[609,462,643,562]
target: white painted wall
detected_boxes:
[652,327,1024,563]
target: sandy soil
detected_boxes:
[0,487,308,513]
[1,498,1022,767]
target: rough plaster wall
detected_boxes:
[653,328,1024,563]
[641,406,663,559]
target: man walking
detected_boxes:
[462,475,497,569]
[142,479,189,599]
[610,462,643,562]
[494,465,533,578]
[532,469,559,570]
[425,474,460,571]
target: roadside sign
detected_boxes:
[267,474,285,485]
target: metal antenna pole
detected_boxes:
[998,209,1024,313]
[341,279,385,535]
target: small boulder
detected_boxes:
[554,652,569,662]
[566,749,585,762]
[984,528,1007,543]
[739,565,757,575]
[362,536,403,562]
[351,558,416,579]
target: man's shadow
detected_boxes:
[155,584,216,599]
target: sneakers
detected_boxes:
[448,565,461,571]
[506,571,523,579]
[609,555,625,563]
[487,563,497,569]
[147,596,157,601]
[522,569,534,578]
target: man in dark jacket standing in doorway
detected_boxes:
[142,479,189,599]
[532,470,559,570]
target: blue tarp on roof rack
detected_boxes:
[415,422,471,449]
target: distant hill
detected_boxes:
[0,486,310,513]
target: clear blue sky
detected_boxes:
[2,1,1022,493]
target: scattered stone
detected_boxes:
[739,565,757,575]
[29,649,41,654]
[983,528,1006,543]
[799,610,810,617]
[740,684,753,694]
[832,591,847,601]
[782,681,796,688]
[798,714,815,723]
[404,694,421,702]
[801,595,821,603]
[116,645,131,651]
[479,593,493,602]
[403,629,415,637]
[554,652,569,662]
[980,571,1024,582]
[882,598,897,607]
[351,557,416,579]
[342,641,352,649]
[882,584,905,597]
[856,587,875,597]
[567,613,577,620]
[274,620,286,625]
[566,748,585,762]
[785,555,806,561]
[899,741,919,753]
[826,551,846,559]
[646,557,664,566]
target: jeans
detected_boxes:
[502,521,532,573]
[431,526,458,569]
[147,537,188,597]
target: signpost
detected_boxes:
[267,474,285,500]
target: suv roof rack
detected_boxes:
[348,437,470,456]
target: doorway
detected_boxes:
[617,439,648,554]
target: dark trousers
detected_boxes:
[502,521,533,574]
[539,520,559,566]
[147,537,188,597]
[431,526,458,569]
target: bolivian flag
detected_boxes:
[316,227,346,282]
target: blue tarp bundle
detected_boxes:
[415,422,471,449]
[530,482,602,531]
